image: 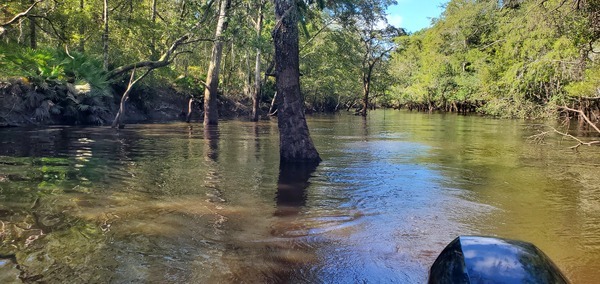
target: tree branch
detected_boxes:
[0,0,44,36]
[0,0,44,28]
[30,15,68,43]
[108,35,190,79]
[107,0,219,80]
[530,105,600,151]
[300,19,335,52]
[559,106,600,134]
[530,126,600,151]
[111,67,152,128]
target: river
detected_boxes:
[0,110,599,283]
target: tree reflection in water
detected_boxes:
[204,125,220,162]
[275,162,318,216]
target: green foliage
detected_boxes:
[0,46,60,80]
[60,52,109,90]
[0,44,113,124]
[566,64,600,99]
[389,0,599,118]
[0,44,108,87]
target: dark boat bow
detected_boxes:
[429,236,569,283]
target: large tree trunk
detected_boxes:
[273,0,321,164]
[252,1,265,122]
[203,0,231,126]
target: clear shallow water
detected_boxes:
[0,111,599,283]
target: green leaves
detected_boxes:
[389,0,598,117]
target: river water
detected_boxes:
[0,111,599,283]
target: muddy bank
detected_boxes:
[0,78,250,127]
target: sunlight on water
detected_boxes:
[0,111,599,282]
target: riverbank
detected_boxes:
[2,77,599,129]
[0,77,253,127]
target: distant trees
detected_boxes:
[338,0,401,116]
[1,0,400,120]
[389,0,600,120]
[4,0,596,124]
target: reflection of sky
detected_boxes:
[306,135,488,282]
[74,138,94,168]
[461,237,531,282]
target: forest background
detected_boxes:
[0,0,598,127]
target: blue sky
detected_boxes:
[386,0,447,33]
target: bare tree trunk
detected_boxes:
[79,0,85,51]
[28,0,36,48]
[361,59,377,117]
[150,0,158,59]
[273,0,320,164]
[361,76,370,117]
[151,0,157,22]
[252,1,265,122]
[103,0,109,70]
[203,0,231,126]
[186,97,194,123]
[112,69,151,128]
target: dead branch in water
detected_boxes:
[529,106,600,151]
[530,126,600,150]
[558,106,600,134]
[111,68,152,128]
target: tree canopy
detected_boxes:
[0,0,598,124]
[389,0,599,118]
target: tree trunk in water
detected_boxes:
[361,78,370,117]
[203,0,231,126]
[186,97,193,123]
[103,0,109,70]
[112,69,150,128]
[361,61,375,117]
[112,93,127,128]
[252,1,265,122]
[273,0,321,164]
